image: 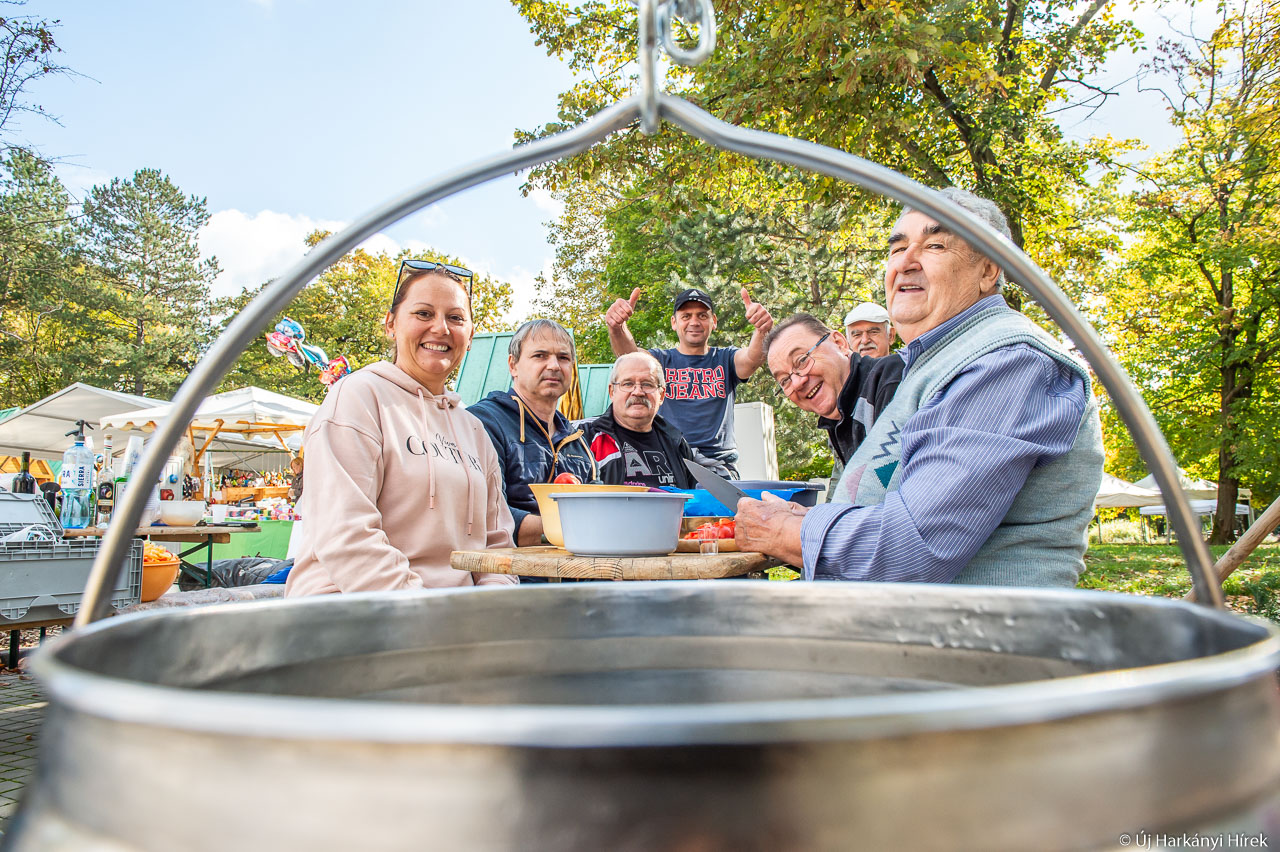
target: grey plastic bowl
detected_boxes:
[549,492,693,556]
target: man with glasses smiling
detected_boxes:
[579,352,698,488]
[764,314,903,468]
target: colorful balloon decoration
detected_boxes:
[265,318,351,386]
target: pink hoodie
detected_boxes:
[285,360,517,596]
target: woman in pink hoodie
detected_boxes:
[286,261,517,595]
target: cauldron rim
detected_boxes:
[34,582,1280,749]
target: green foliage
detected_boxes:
[79,168,219,399]
[1078,542,1280,625]
[1099,0,1280,520]
[514,0,1143,473]
[0,150,99,405]
[217,234,516,402]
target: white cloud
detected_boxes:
[198,209,448,299]
[501,259,556,325]
[527,187,565,217]
[199,208,550,326]
[199,210,344,299]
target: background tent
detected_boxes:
[0,383,160,459]
[1140,499,1252,517]
[0,383,298,473]
[1094,473,1163,508]
[101,387,316,477]
[1133,468,1220,501]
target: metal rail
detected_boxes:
[75,16,1221,623]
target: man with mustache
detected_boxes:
[580,351,697,488]
[470,320,598,550]
[735,188,1104,588]
[843,301,897,358]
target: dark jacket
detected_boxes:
[468,389,598,537]
[579,406,698,489]
[818,352,905,464]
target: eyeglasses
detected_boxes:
[777,331,831,392]
[393,259,474,308]
[612,380,662,394]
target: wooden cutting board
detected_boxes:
[450,546,769,581]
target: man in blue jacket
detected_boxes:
[469,320,597,550]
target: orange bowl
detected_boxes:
[140,558,180,602]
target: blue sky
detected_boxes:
[15,0,577,315]
[14,1,1185,321]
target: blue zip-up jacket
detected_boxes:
[468,389,598,539]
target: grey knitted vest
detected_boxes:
[832,304,1103,587]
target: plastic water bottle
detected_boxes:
[59,420,97,529]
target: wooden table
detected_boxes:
[63,525,263,588]
[451,546,772,581]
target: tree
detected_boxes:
[0,149,98,405]
[1103,0,1280,539]
[217,233,516,402]
[512,0,1134,298]
[79,168,219,398]
[0,8,71,154]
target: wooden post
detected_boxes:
[1186,499,1280,601]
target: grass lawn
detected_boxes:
[771,541,1280,623]
[1080,541,1280,621]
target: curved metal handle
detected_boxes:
[74,94,1222,625]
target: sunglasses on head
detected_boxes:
[394,259,475,308]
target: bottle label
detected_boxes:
[60,463,94,490]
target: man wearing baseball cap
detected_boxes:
[843,301,896,358]
[604,284,774,478]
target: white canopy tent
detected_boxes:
[101,386,316,476]
[1140,499,1252,517]
[1094,473,1163,508]
[0,383,289,468]
[1133,468,1220,501]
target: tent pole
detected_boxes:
[194,421,225,468]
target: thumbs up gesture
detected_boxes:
[741,287,774,335]
[605,287,642,329]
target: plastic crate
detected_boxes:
[0,488,63,541]
[0,493,142,626]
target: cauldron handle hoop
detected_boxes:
[74,106,1221,626]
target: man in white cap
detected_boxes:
[843,302,896,358]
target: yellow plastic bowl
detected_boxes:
[528,483,648,547]
[140,558,180,602]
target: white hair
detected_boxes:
[901,187,1012,288]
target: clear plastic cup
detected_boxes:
[699,539,719,555]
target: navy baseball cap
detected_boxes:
[674,288,714,313]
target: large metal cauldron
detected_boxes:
[9,2,1273,849]
[9,583,1280,850]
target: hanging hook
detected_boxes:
[637,0,659,135]
[660,0,717,66]
[634,0,717,135]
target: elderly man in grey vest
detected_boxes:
[735,188,1104,586]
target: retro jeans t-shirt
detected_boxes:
[647,346,743,458]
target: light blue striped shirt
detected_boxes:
[799,295,1089,583]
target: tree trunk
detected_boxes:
[1209,266,1237,545]
[134,317,144,397]
[1210,470,1239,545]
